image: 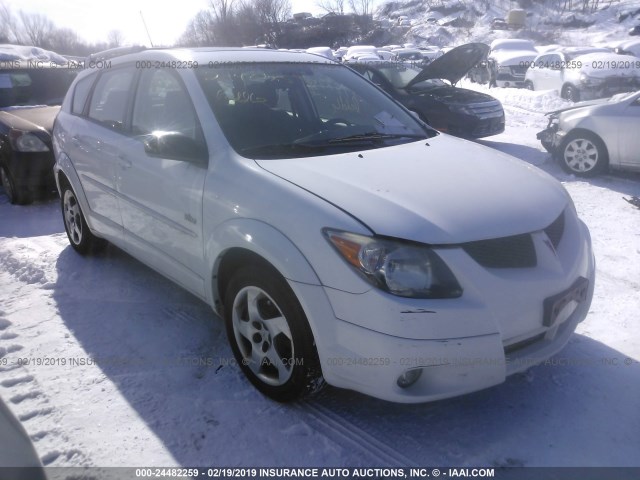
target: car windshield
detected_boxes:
[0,67,76,108]
[195,63,433,159]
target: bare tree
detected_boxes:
[107,29,124,48]
[0,1,19,42]
[179,9,217,46]
[210,0,235,22]
[316,0,345,15]
[18,11,54,47]
[49,27,79,54]
[254,0,291,25]
[348,0,373,16]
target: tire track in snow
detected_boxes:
[296,400,419,467]
[0,307,92,467]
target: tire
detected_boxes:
[524,80,534,91]
[562,84,580,102]
[0,166,32,205]
[224,264,324,402]
[60,184,106,254]
[559,131,608,177]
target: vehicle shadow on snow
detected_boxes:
[0,196,64,238]
[50,244,640,466]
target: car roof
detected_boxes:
[101,47,336,66]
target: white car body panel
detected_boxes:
[257,136,566,244]
[53,48,596,403]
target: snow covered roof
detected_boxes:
[0,44,67,65]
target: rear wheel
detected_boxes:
[559,131,608,177]
[224,264,323,402]
[60,184,106,254]
[1,166,32,205]
[524,80,534,91]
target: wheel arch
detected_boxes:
[206,219,322,314]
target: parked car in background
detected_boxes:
[390,48,426,65]
[614,39,640,58]
[342,45,379,62]
[537,90,640,176]
[306,47,336,61]
[524,48,639,101]
[0,45,76,204]
[350,43,505,138]
[489,39,538,88]
[54,47,594,403]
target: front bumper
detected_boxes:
[293,217,596,403]
[536,121,566,153]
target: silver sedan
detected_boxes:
[537,90,640,176]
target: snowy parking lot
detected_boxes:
[1,86,639,468]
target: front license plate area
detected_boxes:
[543,277,589,328]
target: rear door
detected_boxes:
[116,68,209,298]
[69,66,137,235]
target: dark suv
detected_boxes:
[0,47,76,204]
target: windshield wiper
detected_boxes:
[239,142,328,157]
[327,132,427,144]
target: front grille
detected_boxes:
[467,100,504,119]
[462,211,566,269]
[462,233,537,269]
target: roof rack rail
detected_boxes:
[88,45,147,62]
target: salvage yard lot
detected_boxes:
[1,86,639,468]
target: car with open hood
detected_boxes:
[53,47,594,403]
[0,45,76,204]
[537,90,640,176]
[349,43,505,138]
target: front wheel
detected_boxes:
[524,80,534,91]
[224,264,323,402]
[60,185,106,254]
[559,132,608,177]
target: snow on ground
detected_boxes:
[1,86,640,470]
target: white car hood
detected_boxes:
[490,50,537,66]
[256,135,567,244]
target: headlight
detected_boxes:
[10,131,50,152]
[324,229,462,299]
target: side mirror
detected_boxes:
[143,132,208,164]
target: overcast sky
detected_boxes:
[8,0,325,46]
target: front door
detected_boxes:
[117,68,209,298]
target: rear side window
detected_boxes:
[71,74,95,115]
[88,67,136,131]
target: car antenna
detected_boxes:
[140,11,155,47]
